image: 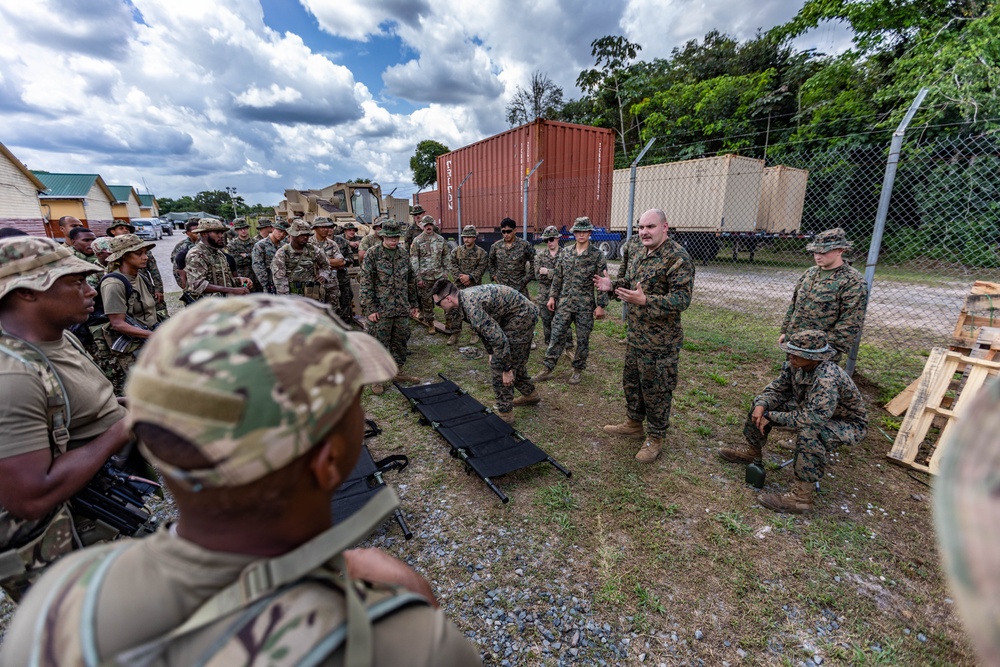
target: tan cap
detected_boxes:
[0,236,101,301]
[194,219,227,233]
[127,295,398,490]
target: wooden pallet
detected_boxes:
[952,281,1000,347]
[887,349,1000,474]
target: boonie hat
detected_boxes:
[341,222,357,231]
[109,220,135,233]
[91,237,114,255]
[287,220,313,237]
[312,217,335,228]
[570,216,594,233]
[105,233,155,264]
[410,205,425,216]
[806,228,851,253]
[380,220,403,237]
[257,218,274,229]
[778,330,837,361]
[232,218,250,230]
[194,219,228,233]
[0,236,101,301]
[540,225,560,240]
[461,225,478,238]
[421,215,435,227]
[275,220,290,232]
[126,295,398,490]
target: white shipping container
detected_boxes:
[756,165,808,233]
[610,154,764,233]
[383,195,411,223]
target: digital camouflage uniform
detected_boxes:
[359,226,418,366]
[185,243,240,300]
[226,222,261,292]
[252,236,283,294]
[272,241,334,302]
[445,234,488,334]
[358,230,386,257]
[170,236,195,288]
[488,236,534,297]
[533,240,562,347]
[750,358,868,483]
[610,238,694,438]
[541,242,608,372]
[458,284,538,413]
[410,227,449,325]
[782,263,868,360]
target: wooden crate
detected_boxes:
[887,349,1000,474]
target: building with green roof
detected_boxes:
[32,171,116,237]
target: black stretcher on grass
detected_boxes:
[332,420,413,539]
[395,376,571,503]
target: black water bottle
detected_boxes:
[746,459,766,489]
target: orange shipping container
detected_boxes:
[430,120,614,236]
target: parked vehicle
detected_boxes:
[158,218,173,236]
[131,218,162,241]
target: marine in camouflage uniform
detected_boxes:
[106,220,166,312]
[359,220,420,390]
[335,222,361,321]
[436,282,539,421]
[403,204,425,251]
[445,225,488,341]
[719,330,868,514]
[310,217,346,310]
[185,219,251,300]
[357,218,390,262]
[410,215,449,330]
[781,228,868,360]
[599,209,694,463]
[225,218,261,292]
[533,226,563,348]
[0,295,480,665]
[272,220,334,303]
[535,218,608,384]
[252,220,289,294]
[487,218,534,297]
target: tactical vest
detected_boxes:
[29,488,427,667]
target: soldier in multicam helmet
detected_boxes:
[718,330,868,514]
[272,219,334,303]
[252,219,289,294]
[410,215,449,334]
[780,228,868,361]
[185,219,252,300]
[445,225,488,345]
[487,217,534,297]
[533,217,608,386]
[0,236,131,602]
[433,280,540,424]
[359,220,421,394]
[225,218,261,292]
[311,217,347,310]
[1,295,482,666]
[533,225,569,352]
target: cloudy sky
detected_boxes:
[0,0,849,208]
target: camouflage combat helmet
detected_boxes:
[312,217,335,228]
[540,225,560,240]
[194,219,228,233]
[287,220,313,237]
[570,216,594,233]
[105,234,155,264]
[0,236,101,301]
[778,330,837,361]
[806,228,851,253]
[380,220,403,237]
[341,222,357,231]
[460,225,478,238]
[257,218,275,229]
[126,295,397,490]
[232,218,250,230]
[410,205,425,216]
[420,215,435,227]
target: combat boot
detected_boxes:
[568,371,582,385]
[563,346,576,361]
[758,480,814,514]
[394,372,420,383]
[447,333,459,346]
[497,410,515,425]
[635,437,663,463]
[427,323,436,335]
[513,390,541,406]
[718,442,762,464]
[470,333,479,344]
[532,366,554,382]
[603,418,645,438]
[371,383,385,396]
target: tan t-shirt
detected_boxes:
[2,528,483,666]
[0,333,125,459]
[101,273,158,329]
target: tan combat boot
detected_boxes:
[447,333,459,346]
[470,333,479,344]
[635,437,663,463]
[513,390,541,406]
[718,442,763,464]
[568,371,582,385]
[497,410,515,425]
[371,383,385,396]
[758,480,814,514]
[603,418,645,438]
[394,371,420,383]
[427,323,436,335]
[532,366,554,382]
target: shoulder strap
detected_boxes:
[0,332,71,450]
[100,272,135,301]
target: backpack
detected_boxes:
[68,273,135,348]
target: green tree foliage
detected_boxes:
[576,36,646,158]
[505,71,564,127]
[157,196,198,214]
[410,140,450,189]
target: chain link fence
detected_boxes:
[612,122,1000,396]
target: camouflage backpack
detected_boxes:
[29,488,429,667]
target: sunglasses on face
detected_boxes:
[501,229,515,234]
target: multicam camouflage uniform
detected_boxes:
[781,265,868,360]
[609,237,694,438]
[311,229,345,309]
[226,222,261,292]
[458,284,538,413]
[750,358,868,483]
[272,243,334,302]
[445,231,488,334]
[410,225,449,324]
[185,242,240,300]
[143,254,166,311]
[541,241,608,372]
[359,226,418,366]
[252,236,283,294]
[170,235,196,287]
[488,235,534,297]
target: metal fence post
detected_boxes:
[846,88,928,375]
[457,171,472,231]
[522,161,543,241]
[627,139,656,242]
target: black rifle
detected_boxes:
[71,453,160,539]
